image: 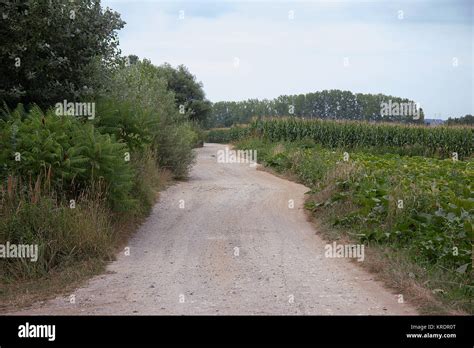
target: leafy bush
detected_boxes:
[0,105,135,211]
[129,146,162,215]
[207,128,232,143]
[0,1,203,299]
[0,59,201,287]
[207,126,251,143]
[190,122,207,148]
[105,60,196,178]
[156,121,197,178]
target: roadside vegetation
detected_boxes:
[209,118,473,159]
[1,0,471,315]
[0,0,208,308]
[212,119,473,314]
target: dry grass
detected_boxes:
[0,260,105,312]
[0,169,173,312]
[272,143,285,156]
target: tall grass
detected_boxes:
[0,178,113,281]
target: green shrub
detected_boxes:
[106,60,197,178]
[207,128,233,143]
[0,105,135,211]
[190,122,206,148]
[207,126,251,143]
[156,121,196,178]
[130,146,163,215]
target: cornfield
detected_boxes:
[247,118,473,159]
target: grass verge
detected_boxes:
[0,168,172,312]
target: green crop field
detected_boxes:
[251,118,473,159]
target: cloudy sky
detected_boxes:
[103,0,473,119]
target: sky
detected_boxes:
[103,0,473,119]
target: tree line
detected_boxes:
[209,90,425,128]
[445,114,474,126]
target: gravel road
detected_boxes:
[10,143,416,315]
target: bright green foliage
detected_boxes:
[248,118,473,159]
[335,154,473,266]
[72,124,135,211]
[94,99,154,152]
[0,105,135,211]
[0,0,125,109]
[104,60,197,178]
[158,63,212,124]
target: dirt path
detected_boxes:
[9,143,416,315]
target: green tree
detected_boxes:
[446,114,474,126]
[0,0,125,109]
[208,90,424,127]
[159,63,212,124]
[103,59,197,178]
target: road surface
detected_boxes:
[10,143,416,315]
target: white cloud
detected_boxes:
[105,0,473,119]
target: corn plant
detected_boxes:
[246,118,473,159]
